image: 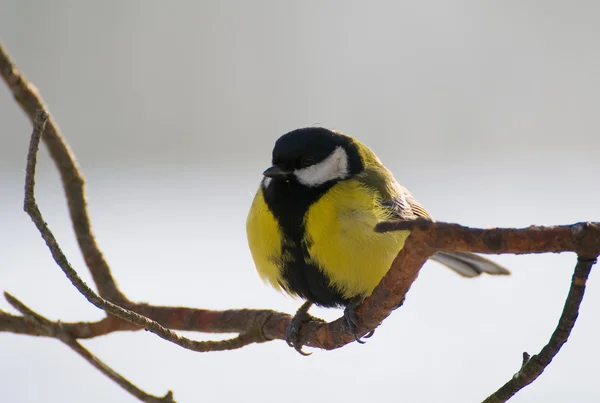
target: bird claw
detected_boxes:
[285,301,313,356]
[343,298,375,344]
[286,299,374,352]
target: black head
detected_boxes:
[263,127,364,187]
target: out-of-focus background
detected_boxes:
[1,2,599,402]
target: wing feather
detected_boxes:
[354,163,510,277]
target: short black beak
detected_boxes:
[263,165,291,178]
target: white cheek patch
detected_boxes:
[294,146,349,187]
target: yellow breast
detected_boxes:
[304,179,410,299]
[247,179,410,301]
[246,187,284,291]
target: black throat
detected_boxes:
[262,178,350,307]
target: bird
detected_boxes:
[246,127,509,354]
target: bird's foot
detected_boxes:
[344,297,375,344]
[286,301,315,356]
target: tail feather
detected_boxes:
[430,251,510,278]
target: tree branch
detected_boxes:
[481,256,596,402]
[0,41,126,304]
[22,108,269,353]
[4,292,174,403]
[376,218,600,259]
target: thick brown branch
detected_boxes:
[4,293,174,403]
[0,41,126,304]
[481,256,596,402]
[376,219,600,259]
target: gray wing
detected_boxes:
[430,251,510,277]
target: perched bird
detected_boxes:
[246,127,509,353]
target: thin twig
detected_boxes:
[22,109,268,353]
[481,256,597,402]
[0,305,283,340]
[0,310,48,336]
[0,41,126,304]
[4,293,175,403]
[0,312,140,338]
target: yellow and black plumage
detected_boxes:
[246,127,509,352]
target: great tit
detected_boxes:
[246,127,509,353]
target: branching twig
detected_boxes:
[0,41,126,304]
[481,257,596,403]
[4,292,174,403]
[22,110,268,353]
[0,310,138,338]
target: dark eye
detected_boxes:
[299,156,314,168]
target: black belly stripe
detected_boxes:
[262,178,351,308]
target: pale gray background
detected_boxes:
[1,1,599,402]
